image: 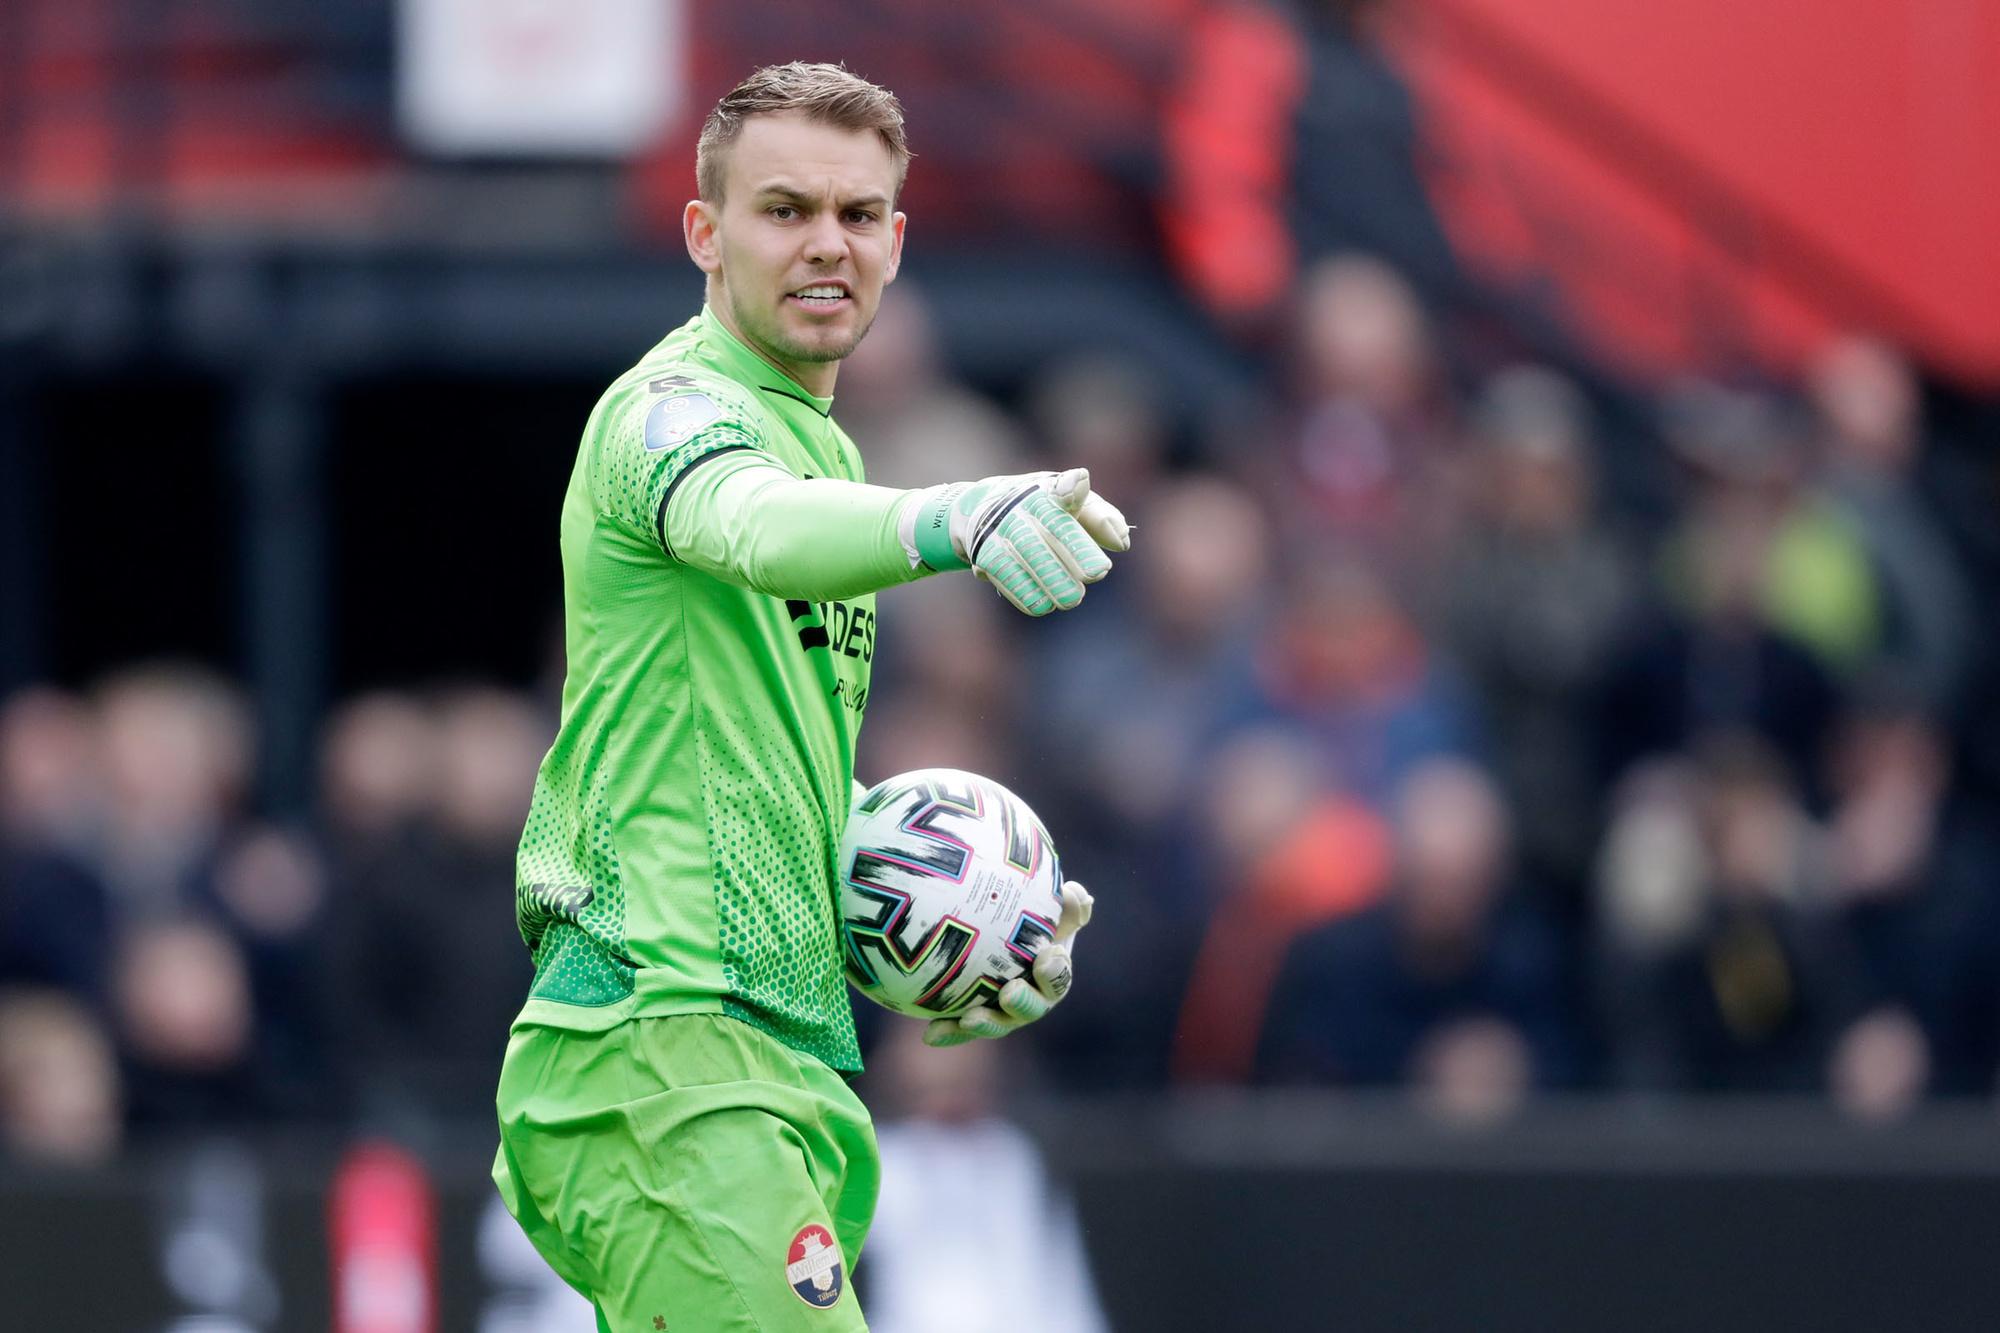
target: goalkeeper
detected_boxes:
[492,62,1126,1333]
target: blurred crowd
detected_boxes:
[0,670,549,1162]
[3,256,1997,1167]
[842,259,2000,1128]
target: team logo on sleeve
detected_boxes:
[784,1224,845,1308]
[644,393,721,450]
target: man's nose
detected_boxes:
[801,212,848,265]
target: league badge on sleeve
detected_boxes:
[644,393,721,450]
[784,1224,845,1308]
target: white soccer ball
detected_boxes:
[838,768,1064,1020]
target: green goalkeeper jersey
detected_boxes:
[514,306,918,1073]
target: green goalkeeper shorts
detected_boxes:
[493,1013,879,1333]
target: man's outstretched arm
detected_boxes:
[666,455,1132,612]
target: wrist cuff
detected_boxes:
[900,485,969,571]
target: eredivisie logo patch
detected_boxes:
[785,1224,844,1308]
[643,392,721,450]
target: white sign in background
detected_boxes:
[397,0,683,157]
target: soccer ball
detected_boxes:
[838,768,1064,1020]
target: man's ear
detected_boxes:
[685,199,722,276]
[884,211,907,284]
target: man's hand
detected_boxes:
[900,468,1131,616]
[923,881,1094,1047]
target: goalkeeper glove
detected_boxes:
[923,880,1094,1047]
[899,468,1131,616]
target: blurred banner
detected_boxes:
[397,0,684,156]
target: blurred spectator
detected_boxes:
[0,988,122,1165]
[834,284,1028,491]
[1172,728,1390,1084]
[317,689,444,1107]
[1023,353,1174,516]
[1443,366,1635,903]
[1264,257,1467,584]
[1032,474,1272,842]
[863,1022,1109,1333]
[1656,383,1881,679]
[1597,396,1845,794]
[871,573,1021,739]
[434,688,552,853]
[1823,701,1952,999]
[1160,0,1460,334]
[215,821,333,1117]
[1821,697,2000,1095]
[216,828,324,942]
[0,686,98,849]
[1258,758,1576,1115]
[112,920,261,1130]
[857,693,1016,793]
[1594,734,1915,1110]
[1024,477,1281,1087]
[862,573,1024,791]
[0,689,114,998]
[1411,1015,1536,1126]
[320,691,441,849]
[1827,1006,1930,1124]
[91,664,253,920]
[1246,557,1478,810]
[1593,761,1709,988]
[323,687,543,1119]
[92,665,332,1115]
[1807,335,1974,717]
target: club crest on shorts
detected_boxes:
[784,1223,844,1308]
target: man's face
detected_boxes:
[687,113,905,389]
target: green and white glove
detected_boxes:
[899,468,1132,615]
[923,880,1094,1047]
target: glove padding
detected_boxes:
[923,880,1094,1047]
[901,468,1132,616]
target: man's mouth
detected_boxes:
[789,283,851,311]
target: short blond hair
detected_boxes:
[696,62,911,203]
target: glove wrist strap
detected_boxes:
[901,484,971,571]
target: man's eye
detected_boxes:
[845,211,877,225]
[769,205,798,221]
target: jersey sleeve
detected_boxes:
[588,374,780,546]
[665,457,932,601]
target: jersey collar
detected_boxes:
[699,305,837,417]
